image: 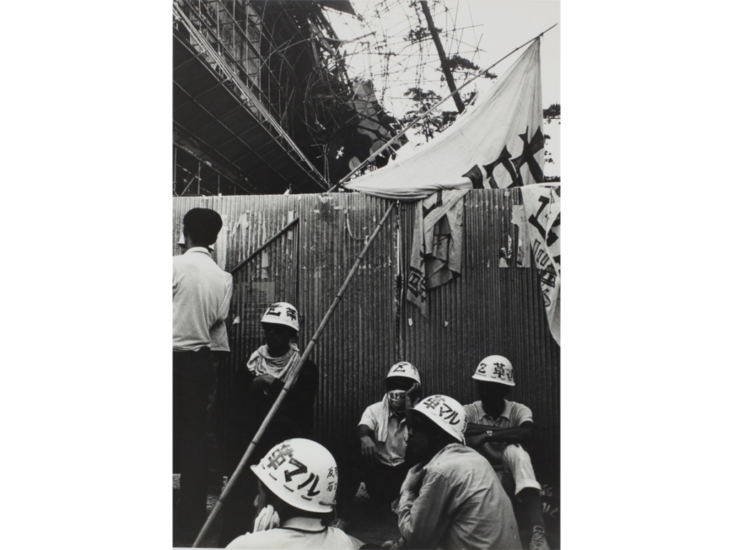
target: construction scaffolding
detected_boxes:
[173,0,400,196]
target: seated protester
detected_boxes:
[396,395,520,550]
[463,356,550,550]
[336,362,421,525]
[359,362,422,504]
[227,439,363,549]
[219,303,319,547]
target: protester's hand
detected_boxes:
[253,504,280,532]
[360,436,379,465]
[251,374,278,396]
[400,462,426,498]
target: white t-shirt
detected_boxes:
[359,395,408,466]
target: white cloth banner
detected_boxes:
[344,38,544,200]
[521,185,561,345]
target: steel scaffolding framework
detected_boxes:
[173,0,361,196]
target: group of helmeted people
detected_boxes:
[173,208,552,550]
[333,357,551,550]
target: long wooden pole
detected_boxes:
[329,23,558,192]
[229,218,300,276]
[192,201,396,547]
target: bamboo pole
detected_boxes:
[328,23,558,192]
[229,217,300,275]
[192,201,396,547]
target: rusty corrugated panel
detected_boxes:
[400,189,560,485]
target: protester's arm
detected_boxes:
[225,291,237,329]
[216,273,234,327]
[251,374,278,396]
[397,466,451,549]
[252,357,316,396]
[357,424,379,465]
[465,421,534,445]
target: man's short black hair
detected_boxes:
[183,208,223,246]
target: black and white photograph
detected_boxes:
[172,1,560,548]
[13,1,733,550]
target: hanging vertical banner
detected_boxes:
[521,184,561,345]
[406,189,469,316]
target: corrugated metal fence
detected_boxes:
[173,189,560,486]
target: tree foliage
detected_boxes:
[399,86,482,140]
[407,26,432,44]
[444,55,496,79]
[543,103,560,123]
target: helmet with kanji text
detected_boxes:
[412,394,467,444]
[250,439,337,514]
[386,361,421,384]
[260,302,300,332]
[472,355,515,386]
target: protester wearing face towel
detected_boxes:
[219,303,319,547]
[333,362,422,529]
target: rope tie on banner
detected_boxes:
[327,23,559,193]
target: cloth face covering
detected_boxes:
[388,390,407,413]
[247,343,302,384]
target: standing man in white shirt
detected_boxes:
[173,207,233,545]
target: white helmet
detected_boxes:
[261,302,300,332]
[413,395,467,444]
[472,355,515,386]
[386,361,421,384]
[251,439,337,514]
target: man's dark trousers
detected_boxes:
[173,348,215,541]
